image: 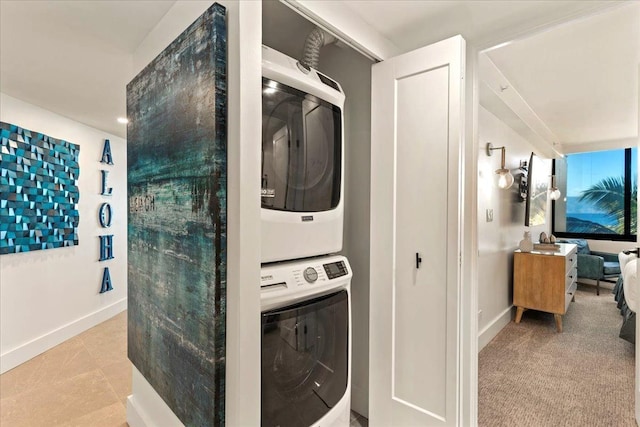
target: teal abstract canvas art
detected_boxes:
[126,3,227,426]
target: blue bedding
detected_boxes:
[613,276,635,344]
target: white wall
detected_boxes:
[477,105,551,350]
[126,2,262,426]
[588,240,635,254]
[0,93,127,373]
[320,44,373,418]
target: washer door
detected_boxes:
[261,290,348,427]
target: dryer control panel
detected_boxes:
[260,255,351,312]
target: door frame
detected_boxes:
[636,64,640,423]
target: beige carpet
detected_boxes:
[479,284,635,427]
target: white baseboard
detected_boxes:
[0,298,127,373]
[478,306,514,351]
[128,366,183,427]
[126,396,147,427]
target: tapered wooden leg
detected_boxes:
[515,307,525,324]
[596,279,600,296]
[554,314,563,333]
[572,295,575,302]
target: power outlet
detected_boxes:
[486,209,494,222]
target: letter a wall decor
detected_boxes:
[0,122,80,255]
[126,4,226,426]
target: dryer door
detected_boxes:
[261,290,348,427]
[261,77,342,213]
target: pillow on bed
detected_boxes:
[619,252,636,272]
[623,258,638,313]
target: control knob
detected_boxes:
[303,267,318,283]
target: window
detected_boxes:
[552,147,637,241]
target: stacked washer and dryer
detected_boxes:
[260,44,352,427]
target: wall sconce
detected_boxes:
[549,175,561,200]
[486,142,514,189]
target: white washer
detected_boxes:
[261,255,352,427]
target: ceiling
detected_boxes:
[485,2,639,149]
[341,0,623,52]
[0,1,176,138]
[0,0,638,149]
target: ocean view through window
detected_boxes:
[552,147,637,241]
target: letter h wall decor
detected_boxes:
[127,3,227,426]
[0,122,80,255]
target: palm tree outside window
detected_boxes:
[552,147,637,242]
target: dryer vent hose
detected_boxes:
[299,27,337,71]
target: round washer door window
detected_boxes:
[261,290,349,427]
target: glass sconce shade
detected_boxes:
[496,168,515,189]
[549,175,561,200]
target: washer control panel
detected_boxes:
[303,267,318,283]
[260,255,352,311]
[323,260,348,280]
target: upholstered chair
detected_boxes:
[560,239,621,295]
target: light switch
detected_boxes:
[486,209,494,222]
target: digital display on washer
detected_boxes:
[323,261,347,279]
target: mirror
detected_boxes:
[524,152,551,227]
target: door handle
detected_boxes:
[416,252,422,269]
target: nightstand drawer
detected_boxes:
[565,280,578,313]
[565,250,577,274]
[566,266,577,290]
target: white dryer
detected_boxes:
[260,255,352,427]
[261,45,346,263]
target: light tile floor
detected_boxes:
[0,311,130,426]
[1,311,368,427]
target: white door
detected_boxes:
[369,35,466,426]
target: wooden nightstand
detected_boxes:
[513,243,578,332]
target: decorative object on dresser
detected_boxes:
[558,238,621,295]
[539,231,549,243]
[513,242,578,332]
[533,242,560,252]
[519,231,533,252]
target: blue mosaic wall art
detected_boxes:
[126,4,227,426]
[0,122,80,255]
